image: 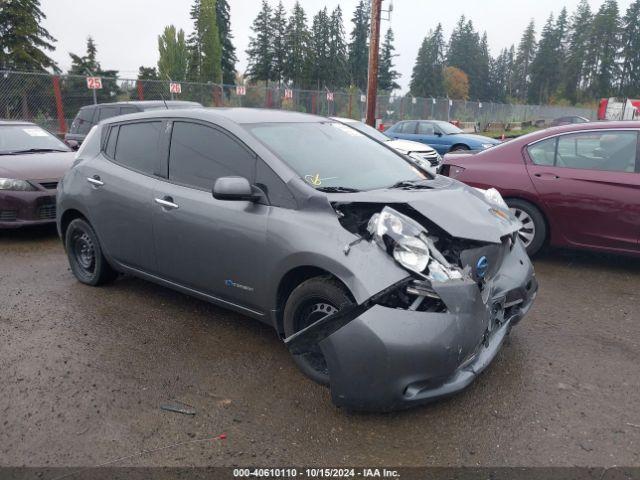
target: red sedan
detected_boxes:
[442,121,640,257]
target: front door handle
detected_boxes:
[534,173,560,179]
[155,196,179,210]
[87,175,104,187]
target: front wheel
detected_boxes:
[65,218,117,286]
[283,277,354,386]
[506,199,547,257]
[450,144,470,152]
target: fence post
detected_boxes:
[311,92,317,114]
[136,80,144,101]
[213,85,223,107]
[348,93,353,118]
[52,75,67,135]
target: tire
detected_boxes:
[450,144,470,152]
[65,218,117,286]
[506,199,547,257]
[283,276,354,386]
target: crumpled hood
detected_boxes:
[0,151,75,181]
[386,138,438,154]
[329,176,520,244]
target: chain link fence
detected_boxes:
[0,70,596,135]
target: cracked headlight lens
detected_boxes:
[0,178,36,191]
[476,187,508,210]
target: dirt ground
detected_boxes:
[1,225,639,468]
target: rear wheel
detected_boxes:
[65,218,117,286]
[506,199,547,256]
[283,277,354,386]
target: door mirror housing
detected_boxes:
[65,139,80,150]
[213,176,260,202]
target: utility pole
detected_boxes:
[365,0,383,127]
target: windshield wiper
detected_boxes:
[389,179,432,190]
[9,148,69,154]
[316,186,361,193]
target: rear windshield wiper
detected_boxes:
[9,148,69,154]
[316,186,361,193]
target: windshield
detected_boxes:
[0,125,69,154]
[248,122,426,191]
[341,120,390,143]
[435,121,463,135]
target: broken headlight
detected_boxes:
[367,207,461,281]
[475,187,508,210]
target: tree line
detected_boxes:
[1,0,639,106]
[411,0,640,104]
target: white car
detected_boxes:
[331,117,443,175]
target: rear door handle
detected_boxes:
[87,175,104,187]
[155,196,179,210]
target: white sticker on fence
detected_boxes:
[86,77,102,90]
[169,82,182,94]
[236,86,246,96]
[284,89,293,100]
[23,128,48,137]
[412,97,417,104]
[327,92,334,101]
[432,98,436,104]
[479,102,483,108]
[360,95,366,103]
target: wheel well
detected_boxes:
[503,196,551,244]
[449,143,469,152]
[59,209,88,246]
[275,266,352,336]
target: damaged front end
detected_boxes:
[286,189,538,411]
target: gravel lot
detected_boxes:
[1,225,639,467]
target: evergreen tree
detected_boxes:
[585,0,620,97]
[0,0,57,71]
[137,66,159,80]
[246,0,273,83]
[489,47,514,102]
[157,25,188,82]
[409,24,446,98]
[327,6,349,89]
[309,8,331,89]
[271,1,288,85]
[216,0,237,85]
[348,0,370,91]
[447,17,486,99]
[529,14,558,103]
[478,32,491,99]
[513,20,537,101]
[378,28,401,92]
[283,1,311,88]
[619,0,640,96]
[564,0,593,102]
[187,0,223,84]
[67,37,119,106]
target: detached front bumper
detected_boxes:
[319,240,537,411]
[0,191,57,229]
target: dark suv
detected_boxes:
[64,101,202,147]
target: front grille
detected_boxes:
[38,204,56,220]
[0,210,18,221]
[39,181,59,190]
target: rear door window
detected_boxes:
[556,131,638,172]
[113,122,162,175]
[527,138,557,166]
[97,107,119,122]
[398,121,418,134]
[417,122,435,135]
[168,121,256,190]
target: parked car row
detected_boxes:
[2,102,636,412]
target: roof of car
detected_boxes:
[102,107,329,125]
[81,100,202,110]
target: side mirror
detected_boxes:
[65,139,80,151]
[213,176,259,202]
[434,131,443,137]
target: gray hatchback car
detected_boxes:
[57,108,537,411]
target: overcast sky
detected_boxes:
[41,0,634,92]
